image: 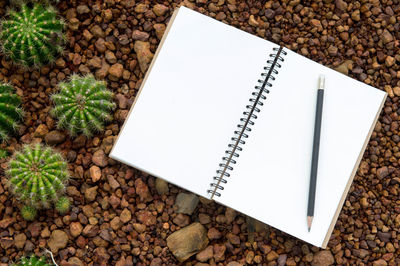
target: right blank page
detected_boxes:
[216,48,386,247]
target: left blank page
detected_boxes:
[110,7,278,198]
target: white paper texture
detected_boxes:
[110,7,278,198]
[216,48,386,247]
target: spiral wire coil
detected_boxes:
[208,46,287,198]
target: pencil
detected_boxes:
[307,75,325,232]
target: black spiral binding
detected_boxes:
[208,46,287,198]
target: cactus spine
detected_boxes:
[7,144,70,220]
[0,83,23,141]
[51,74,116,137]
[0,4,64,68]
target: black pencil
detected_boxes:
[307,75,325,232]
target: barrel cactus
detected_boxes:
[0,3,64,68]
[51,74,116,137]
[13,255,51,266]
[7,144,70,220]
[0,83,23,141]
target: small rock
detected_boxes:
[108,63,124,81]
[134,41,154,73]
[95,38,106,53]
[91,25,105,38]
[377,231,391,242]
[196,245,213,262]
[0,237,13,249]
[154,23,166,40]
[133,223,146,233]
[69,18,79,31]
[248,15,259,27]
[207,227,222,240]
[14,233,26,249]
[132,30,150,41]
[70,222,83,238]
[137,210,156,226]
[175,193,199,215]
[351,10,360,21]
[33,124,49,138]
[246,251,255,264]
[377,166,389,179]
[120,208,131,224]
[94,247,110,263]
[309,19,322,30]
[83,29,93,41]
[77,5,90,14]
[135,178,153,202]
[334,60,353,75]
[82,225,99,237]
[90,165,102,182]
[335,0,347,11]
[198,213,211,224]
[88,57,102,69]
[135,3,148,13]
[213,244,226,261]
[150,258,162,266]
[393,87,400,97]
[0,217,15,229]
[167,222,209,262]
[92,149,108,167]
[115,94,128,109]
[173,213,190,227]
[153,4,169,16]
[48,230,68,253]
[327,45,338,56]
[73,135,87,149]
[226,262,241,266]
[45,131,66,145]
[373,259,388,266]
[227,233,240,245]
[381,29,393,44]
[385,56,395,67]
[110,217,122,230]
[105,51,117,64]
[68,257,85,266]
[107,175,120,190]
[278,254,287,266]
[311,250,334,266]
[85,186,98,202]
[103,9,113,21]
[155,178,169,195]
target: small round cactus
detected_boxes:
[7,144,70,220]
[21,205,37,221]
[55,196,70,214]
[0,4,64,68]
[14,255,51,266]
[51,74,116,137]
[0,83,23,141]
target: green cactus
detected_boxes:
[55,196,70,214]
[51,74,116,137]
[21,205,37,221]
[0,83,23,141]
[7,144,70,220]
[14,255,52,266]
[0,3,64,68]
[0,148,8,159]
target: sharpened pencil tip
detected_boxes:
[307,216,313,232]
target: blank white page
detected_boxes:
[110,7,278,198]
[217,48,386,247]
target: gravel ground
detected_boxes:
[0,0,399,265]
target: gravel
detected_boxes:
[0,0,399,264]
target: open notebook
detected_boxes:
[110,6,386,248]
